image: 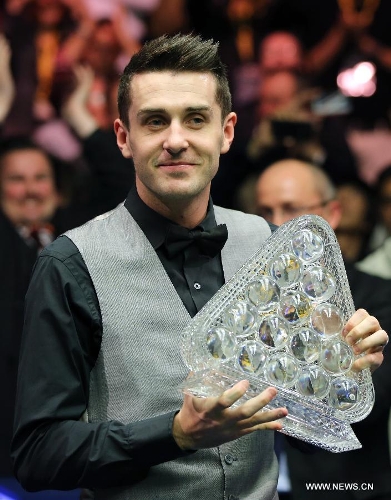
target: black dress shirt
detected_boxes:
[11,189,235,491]
[124,187,225,317]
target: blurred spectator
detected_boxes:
[0,137,81,499]
[184,1,279,146]
[62,64,134,215]
[252,30,358,179]
[258,30,303,75]
[346,118,391,186]
[234,65,357,214]
[84,0,160,43]
[262,0,391,142]
[74,15,139,131]
[255,159,340,225]
[3,0,96,159]
[208,1,278,209]
[148,0,189,37]
[357,165,391,278]
[335,179,375,263]
[247,70,324,169]
[254,158,391,500]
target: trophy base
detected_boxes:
[181,367,362,453]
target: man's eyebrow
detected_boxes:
[137,108,166,118]
[185,106,213,114]
[137,106,213,118]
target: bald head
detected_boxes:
[255,159,340,228]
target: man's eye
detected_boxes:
[188,116,205,126]
[147,118,165,127]
[258,207,273,218]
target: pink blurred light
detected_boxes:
[337,61,376,97]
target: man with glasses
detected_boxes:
[255,158,391,500]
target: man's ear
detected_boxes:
[327,199,342,230]
[220,112,237,154]
[114,119,133,158]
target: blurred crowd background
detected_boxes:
[1,0,391,499]
[2,0,391,259]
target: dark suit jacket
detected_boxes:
[286,264,391,500]
[0,210,39,476]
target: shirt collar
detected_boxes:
[124,186,218,250]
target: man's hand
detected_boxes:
[62,64,97,138]
[0,34,15,124]
[342,308,389,372]
[173,381,287,450]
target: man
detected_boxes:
[0,139,82,499]
[0,139,58,477]
[12,35,388,500]
[62,64,134,214]
[357,165,391,279]
[256,159,391,500]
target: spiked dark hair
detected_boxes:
[117,33,232,128]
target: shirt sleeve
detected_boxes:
[11,237,191,492]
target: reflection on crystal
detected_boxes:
[206,327,237,361]
[329,377,359,410]
[296,366,330,398]
[303,408,322,427]
[290,328,321,363]
[268,254,302,288]
[237,340,268,374]
[302,266,336,302]
[320,341,354,373]
[265,353,299,387]
[280,291,312,324]
[311,303,344,336]
[258,315,290,349]
[291,229,324,262]
[247,277,279,311]
[223,301,257,338]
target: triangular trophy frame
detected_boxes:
[181,215,375,452]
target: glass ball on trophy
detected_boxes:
[236,340,268,375]
[258,315,290,349]
[290,327,321,363]
[247,277,280,311]
[266,353,299,388]
[311,303,345,337]
[296,365,330,399]
[268,253,302,287]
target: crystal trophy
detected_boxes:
[180,215,375,452]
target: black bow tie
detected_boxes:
[164,223,228,259]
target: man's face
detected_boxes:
[260,32,302,73]
[258,72,298,118]
[256,164,331,226]
[115,71,236,213]
[84,23,120,76]
[0,149,59,227]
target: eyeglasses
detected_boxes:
[257,200,332,221]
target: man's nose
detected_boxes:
[267,209,291,226]
[25,179,42,196]
[163,122,189,154]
